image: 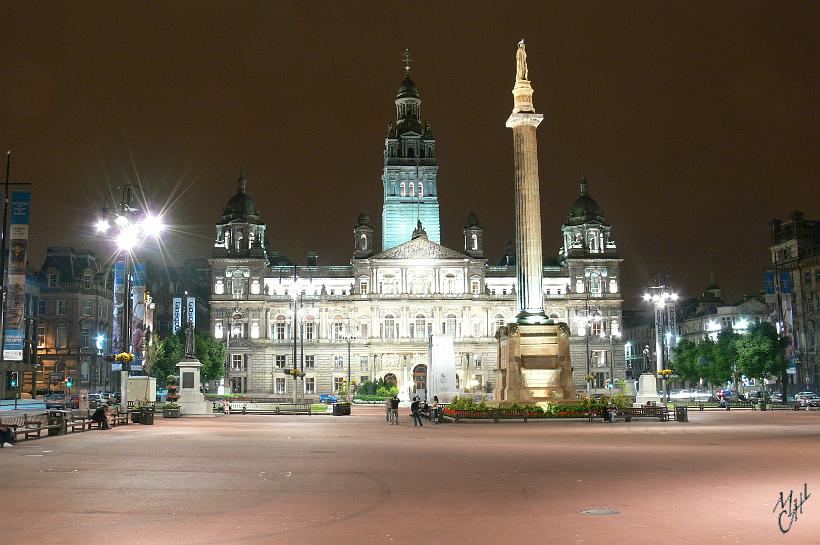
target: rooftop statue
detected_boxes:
[516,39,528,81]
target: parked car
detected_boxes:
[88,393,104,408]
[746,391,771,403]
[793,391,816,401]
[319,394,338,404]
[796,394,820,408]
[112,392,122,403]
[770,392,784,403]
[44,393,67,409]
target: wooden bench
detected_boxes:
[1,414,62,440]
[622,406,670,422]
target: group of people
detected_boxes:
[384,395,440,426]
[601,403,620,423]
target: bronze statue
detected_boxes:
[185,322,196,359]
[516,39,528,81]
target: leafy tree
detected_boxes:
[708,329,739,388]
[149,329,226,385]
[736,322,789,389]
[671,339,706,386]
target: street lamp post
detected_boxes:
[580,299,601,399]
[642,274,678,406]
[95,185,163,397]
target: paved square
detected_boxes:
[2,409,819,545]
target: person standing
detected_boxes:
[384,396,391,423]
[411,396,423,427]
[431,396,440,424]
[390,394,400,425]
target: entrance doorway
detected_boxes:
[384,373,397,387]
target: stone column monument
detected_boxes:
[496,40,574,403]
[176,323,210,415]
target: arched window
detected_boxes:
[609,279,618,293]
[549,312,560,320]
[383,314,396,339]
[575,279,585,294]
[304,315,315,340]
[400,182,406,197]
[214,322,224,339]
[471,233,478,251]
[275,315,286,340]
[418,181,424,197]
[409,181,415,196]
[588,231,598,252]
[589,272,602,296]
[360,234,368,250]
[414,314,427,339]
[445,314,458,336]
[333,315,344,340]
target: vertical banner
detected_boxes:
[782,291,797,374]
[186,296,196,328]
[130,263,146,362]
[172,297,183,333]
[113,261,125,353]
[764,271,776,303]
[654,305,664,372]
[666,303,677,358]
[3,191,31,361]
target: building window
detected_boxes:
[304,355,315,369]
[38,300,47,315]
[81,328,90,348]
[37,325,46,348]
[360,356,368,370]
[588,272,602,296]
[591,350,607,367]
[334,355,344,369]
[304,377,315,394]
[418,181,424,197]
[214,279,224,294]
[445,314,458,336]
[591,319,603,337]
[48,273,57,287]
[333,377,344,393]
[276,355,286,369]
[304,318,315,340]
[360,280,368,294]
[383,315,396,339]
[360,323,368,338]
[82,300,93,316]
[83,274,92,289]
[232,354,245,371]
[333,318,344,340]
[275,377,286,395]
[400,181,406,196]
[250,322,260,339]
[56,300,66,315]
[445,274,457,294]
[251,279,261,294]
[471,280,480,294]
[56,326,67,348]
[275,315,286,340]
[473,354,482,368]
[594,372,607,389]
[494,314,505,334]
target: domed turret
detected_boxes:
[463,211,483,258]
[222,173,263,225]
[353,211,374,259]
[397,74,420,100]
[566,178,604,226]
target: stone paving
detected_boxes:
[2,407,819,545]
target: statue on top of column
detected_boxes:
[516,39,528,81]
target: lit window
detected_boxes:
[48,273,57,288]
[418,181,424,197]
[37,325,46,348]
[251,322,259,339]
[409,182,415,196]
[275,315,286,340]
[400,182,406,197]
[251,279,260,295]
[215,322,224,339]
[232,354,244,371]
[214,279,224,294]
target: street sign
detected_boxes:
[50,372,64,381]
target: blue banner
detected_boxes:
[4,191,31,361]
[780,271,792,294]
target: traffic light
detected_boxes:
[65,376,73,389]
[9,371,18,388]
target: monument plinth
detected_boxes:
[176,358,209,415]
[496,323,573,402]
[497,40,573,403]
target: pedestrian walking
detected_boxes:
[411,396,423,427]
[384,396,391,423]
[223,398,231,415]
[390,395,400,425]
[431,396,440,424]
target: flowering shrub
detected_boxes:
[166,374,180,405]
[115,352,135,363]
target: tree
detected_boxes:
[671,339,705,386]
[196,330,227,383]
[149,329,226,386]
[705,329,739,388]
[151,333,183,387]
[736,322,789,391]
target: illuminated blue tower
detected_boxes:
[381,59,440,250]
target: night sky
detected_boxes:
[2,1,818,308]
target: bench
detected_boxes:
[419,405,447,423]
[1,414,62,440]
[622,406,670,422]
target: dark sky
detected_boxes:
[2,1,818,308]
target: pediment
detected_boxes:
[373,236,468,260]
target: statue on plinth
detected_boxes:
[516,39,528,81]
[185,321,196,359]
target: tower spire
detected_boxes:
[403,48,412,75]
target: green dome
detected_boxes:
[397,74,420,99]
[222,174,263,224]
[566,178,604,226]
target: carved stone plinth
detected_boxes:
[495,323,573,403]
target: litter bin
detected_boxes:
[140,407,155,425]
[48,410,67,436]
[759,401,767,411]
[675,406,689,422]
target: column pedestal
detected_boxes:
[176,358,210,416]
[634,373,661,407]
[495,323,573,403]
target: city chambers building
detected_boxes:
[208,71,626,399]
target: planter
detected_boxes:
[131,410,142,424]
[332,403,351,416]
[163,407,181,418]
[140,409,155,425]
